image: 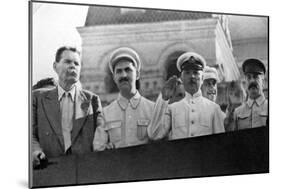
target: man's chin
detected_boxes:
[66,78,78,85]
[249,91,261,99]
[118,84,131,91]
[207,93,216,101]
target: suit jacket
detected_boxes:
[32,85,102,158]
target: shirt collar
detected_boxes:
[117,91,141,110]
[247,94,265,107]
[58,83,76,102]
[185,90,202,100]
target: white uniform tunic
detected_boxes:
[148,91,225,140]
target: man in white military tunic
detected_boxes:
[232,59,268,130]
[148,52,225,140]
[93,47,154,151]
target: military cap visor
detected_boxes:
[181,58,204,71]
[177,52,206,72]
[242,58,266,74]
[111,54,137,71]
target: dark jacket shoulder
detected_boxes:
[32,87,56,98]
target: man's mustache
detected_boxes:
[248,82,259,90]
[189,79,197,84]
[119,77,129,83]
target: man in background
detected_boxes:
[201,66,226,119]
[201,66,219,102]
[224,81,246,131]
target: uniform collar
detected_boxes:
[247,94,266,107]
[117,91,141,110]
[58,83,77,102]
[185,90,202,100]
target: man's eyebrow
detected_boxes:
[117,66,131,70]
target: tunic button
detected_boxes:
[190,133,194,137]
[191,120,194,124]
[192,109,194,112]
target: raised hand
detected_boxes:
[161,76,178,101]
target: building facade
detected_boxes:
[77,6,267,106]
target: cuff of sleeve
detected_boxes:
[157,93,169,103]
[32,150,43,157]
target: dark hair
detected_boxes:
[55,46,80,62]
[32,77,57,90]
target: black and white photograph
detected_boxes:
[29,0,270,188]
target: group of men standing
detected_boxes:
[32,45,268,167]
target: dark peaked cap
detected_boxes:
[242,58,266,74]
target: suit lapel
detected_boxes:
[71,89,93,144]
[42,88,64,150]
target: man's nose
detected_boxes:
[249,77,256,83]
[120,70,127,77]
[210,84,216,89]
[190,73,196,78]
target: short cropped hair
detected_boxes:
[55,46,81,62]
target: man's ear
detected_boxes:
[261,74,265,88]
[180,72,184,81]
[136,70,140,80]
[113,73,118,85]
[53,62,57,73]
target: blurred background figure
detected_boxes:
[224,80,246,131]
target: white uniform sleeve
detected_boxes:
[147,94,172,140]
[93,112,108,151]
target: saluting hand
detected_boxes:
[169,79,185,104]
[161,76,178,101]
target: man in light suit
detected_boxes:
[32,46,102,167]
